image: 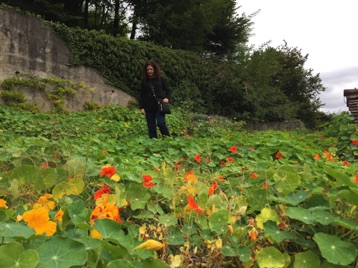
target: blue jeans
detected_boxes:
[145,110,170,138]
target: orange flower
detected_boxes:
[206,157,211,163]
[276,152,282,159]
[184,172,198,184]
[94,184,111,200]
[0,199,8,208]
[227,157,234,163]
[22,207,57,236]
[208,180,218,196]
[218,176,226,182]
[90,201,122,225]
[314,154,321,160]
[185,196,203,214]
[354,174,358,184]
[34,194,55,211]
[250,147,255,151]
[142,175,155,188]
[230,146,238,153]
[248,227,258,241]
[262,182,269,189]
[220,161,226,167]
[54,209,64,222]
[323,151,333,162]
[250,173,259,179]
[194,154,202,163]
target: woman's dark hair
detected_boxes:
[141,60,161,80]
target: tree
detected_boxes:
[272,42,325,128]
[128,0,252,58]
[243,43,325,127]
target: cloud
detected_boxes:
[318,66,358,113]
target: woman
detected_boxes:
[140,60,171,138]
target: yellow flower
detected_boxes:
[22,207,57,236]
[132,239,165,251]
[0,199,8,208]
[90,229,102,239]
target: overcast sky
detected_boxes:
[238,0,357,113]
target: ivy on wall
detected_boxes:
[0,73,94,113]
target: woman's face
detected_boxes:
[146,65,155,77]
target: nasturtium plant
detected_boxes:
[0,106,357,267]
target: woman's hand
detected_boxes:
[141,108,146,115]
[163,98,169,103]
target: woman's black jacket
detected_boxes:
[140,77,171,111]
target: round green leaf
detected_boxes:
[0,242,39,268]
[313,232,357,266]
[167,226,184,246]
[237,246,251,262]
[158,214,177,227]
[35,236,86,268]
[285,207,315,224]
[257,246,285,268]
[0,222,35,238]
[256,207,280,229]
[209,209,229,235]
[221,245,238,257]
[264,220,296,242]
[126,184,150,210]
[294,250,320,268]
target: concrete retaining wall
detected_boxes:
[0,6,137,111]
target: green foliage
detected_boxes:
[321,112,358,161]
[0,106,357,267]
[83,102,105,111]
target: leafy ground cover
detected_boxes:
[0,105,357,268]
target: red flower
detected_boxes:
[185,196,203,214]
[94,184,111,200]
[42,162,48,170]
[352,140,358,146]
[250,173,259,179]
[194,154,202,163]
[100,165,116,178]
[142,175,155,188]
[227,157,234,163]
[343,160,349,166]
[220,161,226,167]
[230,146,237,153]
[275,152,282,159]
[354,174,358,184]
